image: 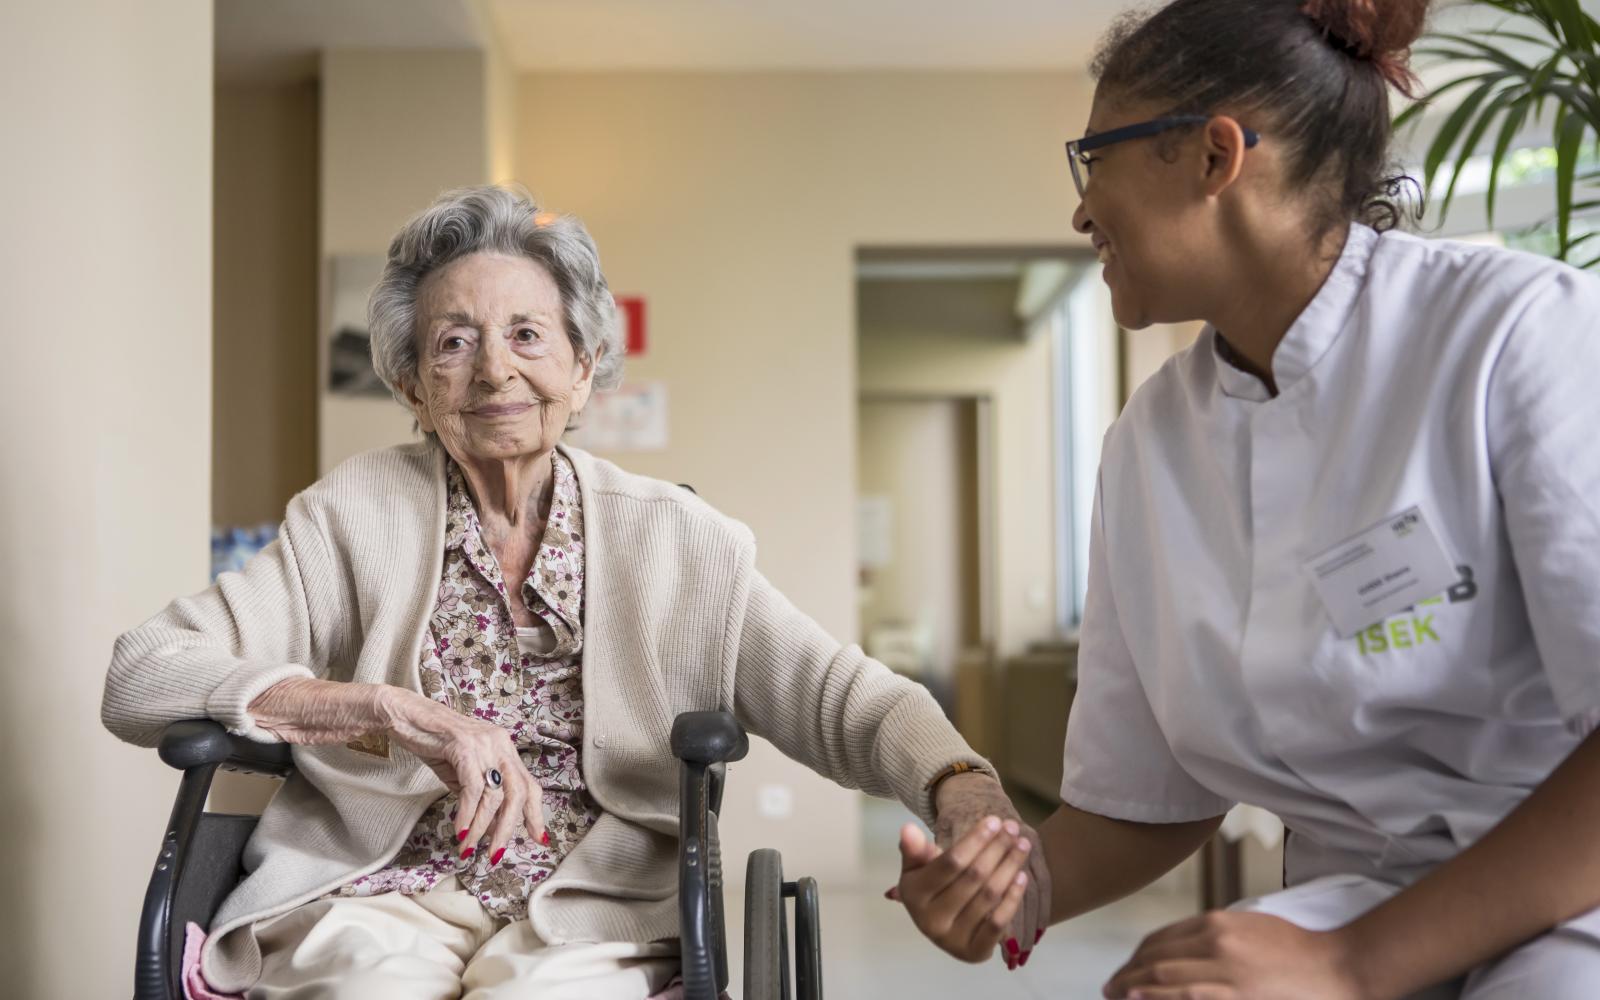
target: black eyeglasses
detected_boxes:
[1065,115,1261,196]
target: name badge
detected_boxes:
[1303,505,1457,638]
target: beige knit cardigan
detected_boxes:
[102,441,987,992]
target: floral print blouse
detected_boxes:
[334,451,600,919]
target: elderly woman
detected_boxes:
[103,186,1039,1000]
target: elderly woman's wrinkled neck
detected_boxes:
[460,449,554,532]
[404,252,596,530]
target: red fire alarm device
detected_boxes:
[615,296,647,355]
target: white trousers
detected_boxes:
[247,878,678,1000]
[1234,873,1600,1000]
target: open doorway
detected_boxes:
[853,245,1098,767]
[857,393,987,717]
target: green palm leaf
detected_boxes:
[1424,78,1506,188]
[1486,96,1533,224]
[1556,106,1588,254]
[1442,88,1525,219]
[1402,0,1600,268]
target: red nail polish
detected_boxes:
[461,846,475,860]
[1005,938,1019,956]
[540,831,550,846]
[1019,950,1031,967]
[1035,929,1044,944]
[491,847,506,866]
[457,829,469,844]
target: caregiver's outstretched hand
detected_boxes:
[893,816,1034,965]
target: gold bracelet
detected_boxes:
[924,760,984,793]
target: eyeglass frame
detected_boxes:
[1065,115,1261,197]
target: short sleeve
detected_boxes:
[1487,266,1600,735]
[1060,473,1235,822]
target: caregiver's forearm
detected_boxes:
[1339,728,1600,1000]
[246,676,399,744]
[1040,804,1222,924]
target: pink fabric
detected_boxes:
[182,923,243,1000]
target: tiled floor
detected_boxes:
[722,797,1197,999]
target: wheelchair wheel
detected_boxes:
[744,848,789,1000]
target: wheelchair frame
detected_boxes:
[135,712,820,1000]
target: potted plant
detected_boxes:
[1397,0,1600,267]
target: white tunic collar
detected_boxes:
[1210,223,1378,402]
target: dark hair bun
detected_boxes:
[1301,0,1428,95]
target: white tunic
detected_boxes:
[1061,223,1600,892]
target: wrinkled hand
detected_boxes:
[893,817,1033,963]
[250,679,546,867]
[931,773,1051,968]
[1103,911,1365,999]
[380,687,546,868]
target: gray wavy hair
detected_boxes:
[367,185,624,406]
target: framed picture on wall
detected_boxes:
[327,255,388,396]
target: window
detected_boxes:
[1048,267,1118,633]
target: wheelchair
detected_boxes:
[134,711,821,1000]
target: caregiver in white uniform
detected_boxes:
[890,0,1600,996]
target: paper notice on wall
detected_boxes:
[857,495,894,570]
[566,381,669,452]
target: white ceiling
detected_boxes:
[215,0,1600,86]
[478,0,1600,76]
[215,0,485,83]
[481,0,1128,72]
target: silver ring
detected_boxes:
[486,768,503,789]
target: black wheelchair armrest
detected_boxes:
[675,711,748,1000]
[158,719,295,777]
[136,721,296,1000]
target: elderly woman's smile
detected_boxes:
[468,402,535,418]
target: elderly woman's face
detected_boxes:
[406,252,595,464]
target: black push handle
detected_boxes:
[675,711,747,1000]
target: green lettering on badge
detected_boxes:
[1356,615,1442,656]
[1358,624,1389,655]
[1413,615,1438,643]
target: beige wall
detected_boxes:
[319,49,491,472]
[0,1,213,994]
[514,69,1089,650]
[857,397,981,686]
[859,282,1060,659]
[483,31,520,185]
[465,0,519,186]
[513,71,1091,882]
[214,82,320,525]
[1122,320,1204,403]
